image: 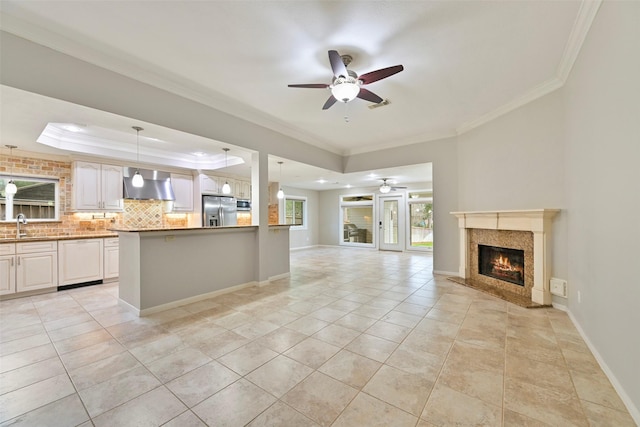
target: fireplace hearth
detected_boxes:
[478,245,525,286]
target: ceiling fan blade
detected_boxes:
[322,95,338,110]
[357,88,383,104]
[328,50,348,78]
[288,83,330,88]
[358,65,404,85]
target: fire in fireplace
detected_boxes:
[478,244,525,286]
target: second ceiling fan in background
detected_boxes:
[288,50,404,110]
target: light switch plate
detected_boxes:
[550,278,567,297]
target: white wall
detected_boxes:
[344,138,459,274]
[318,183,432,247]
[562,1,640,417]
[456,89,568,303]
[453,1,640,417]
[281,186,319,249]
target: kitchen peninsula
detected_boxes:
[112,225,291,315]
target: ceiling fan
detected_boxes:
[288,50,404,110]
[379,178,407,193]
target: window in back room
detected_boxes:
[284,197,306,228]
[340,194,374,246]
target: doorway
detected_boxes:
[378,194,405,251]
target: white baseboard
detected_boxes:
[290,245,318,251]
[433,270,459,276]
[258,272,291,287]
[269,272,290,281]
[117,298,140,316]
[566,310,640,424]
[552,302,568,312]
[119,281,259,317]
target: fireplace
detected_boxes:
[478,245,525,286]
[451,209,559,306]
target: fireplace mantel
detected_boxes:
[451,209,560,305]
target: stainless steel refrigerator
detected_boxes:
[202,195,237,227]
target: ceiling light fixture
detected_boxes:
[4,145,17,195]
[221,148,231,195]
[132,126,144,188]
[379,179,391,194]
[277,161,284,199]
[330,77,360,103]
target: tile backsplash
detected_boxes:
[1,154,189,239]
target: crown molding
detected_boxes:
[0,1,603,158]
[0,12,342,156]
[556,0,603,83]
[345,130,458,156]
[456,0,602,137]
[456,77,564,135]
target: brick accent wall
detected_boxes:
[1,154,189,238]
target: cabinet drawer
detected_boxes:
[104,238,119,247]
[17,241,57,254]
[0,244,16,256]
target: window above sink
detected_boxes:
[0,175,60,222]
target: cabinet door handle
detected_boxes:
[11,257,14,266]
[17,256,20,266]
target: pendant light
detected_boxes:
[4,145,17,195]
[277,161,284,199]
[221,148,231,194]
[131,126,144,188]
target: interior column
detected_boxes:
[251,151,270,283]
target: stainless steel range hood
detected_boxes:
[123,167,175,201]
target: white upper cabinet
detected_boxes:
[199,173,250,198]
[73,161,123,211]
[171,173,194,211]
[200,174,220,194]
[235,180,251,199]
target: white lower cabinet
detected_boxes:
[0,245,16,295]
[103,238,119,280]
[17,242,58,292]
[58,239,104,286]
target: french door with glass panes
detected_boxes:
[378,194,405,251]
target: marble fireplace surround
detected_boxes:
[451,209,559,306]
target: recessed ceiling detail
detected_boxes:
[37,123,245,170]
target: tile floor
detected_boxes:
[0,247,635,426]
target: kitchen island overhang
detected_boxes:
[112,225,291,316]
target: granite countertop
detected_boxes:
[109,224,291,233]
[109,225,258,233]
[0,233,118,244]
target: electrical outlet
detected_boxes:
[165,235,176,242]
[550,278,567,297]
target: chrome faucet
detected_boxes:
[16,213,27,239]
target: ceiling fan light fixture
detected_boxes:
[379,183,391,194]
[331,79,360,103]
